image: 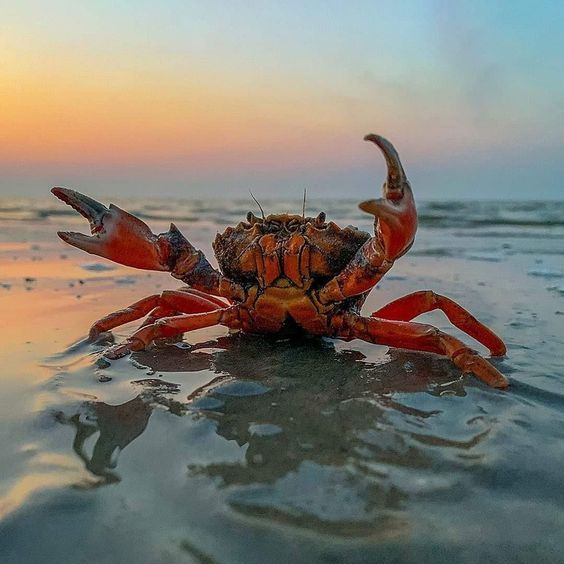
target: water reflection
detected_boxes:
[55,396,152,486]
[56,335,494,536]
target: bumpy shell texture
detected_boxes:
[213,214,370,287]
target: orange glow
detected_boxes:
[0,473,74,520]
[3,48,523,175]
[1,45,368,170]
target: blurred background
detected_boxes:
[1,0,563,200]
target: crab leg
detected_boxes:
[139,306,177,328]
[177,287,230,308]
[334,313,509,388]
[318,134,417,304]
[372,291,506,356]
[89,288,225,340]
[51,187,222,293]
[104,306,240,359]
[137,286,231,328]
[89,294,160,340]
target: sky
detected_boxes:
[1,0,563,200]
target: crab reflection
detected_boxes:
[55,396,152,486]
[58,336,485,534]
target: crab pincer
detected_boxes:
[52,187,173,271]
[359,134,417,261]
[318,134,418,303]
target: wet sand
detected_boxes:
[0,199,563,563]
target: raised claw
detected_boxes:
[52,187,171,271]
[359,134,417,260]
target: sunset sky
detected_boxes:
[1,1,563,199]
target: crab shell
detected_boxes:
[213,213,371,290]
[212,213,372,333]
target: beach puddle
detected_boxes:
[31,336,506,540]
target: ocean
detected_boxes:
[0,196,563,562]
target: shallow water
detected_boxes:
[0,197,563,563]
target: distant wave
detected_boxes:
[1,198,563,231]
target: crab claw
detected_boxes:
[359,134,417,260]
[52,187,170,271]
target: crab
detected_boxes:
[51,134,508,388]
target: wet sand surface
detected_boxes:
[0,198,563,563]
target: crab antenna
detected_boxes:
[249,190,266,220]
[302,188,307,218]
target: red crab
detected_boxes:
[52,134,508,388]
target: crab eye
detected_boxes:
[247,212,262,225]
[315,212,326,226]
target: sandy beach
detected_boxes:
[0,197,563,562]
